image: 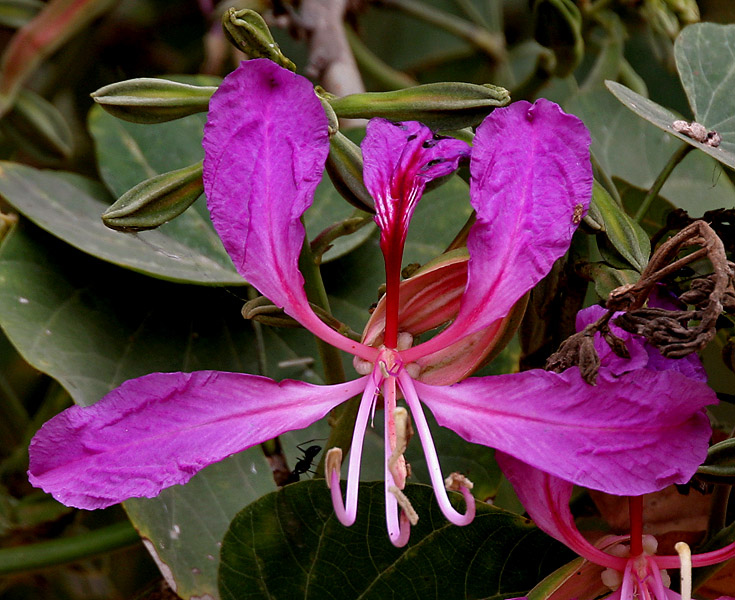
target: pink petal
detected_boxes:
[496,453,626,570]
[416,365,714,496]
[28,371,367,509]
[361,118,469,249]
[202,60,371,358]
[407,100,592,362]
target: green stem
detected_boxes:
[634,143,693,223]
[707,484,732,542]
[0,521,140,575]
[298,236,359,477]
[377,0,505,61]
[344,26,417,91]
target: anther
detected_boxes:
[325,448,342,489]
[388,485,419,525]
[388,408,413,486]
[444,472,474,492]
[397,331,414,351]
[675,541,692,600]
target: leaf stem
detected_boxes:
[344,26,417,91]
[376,0,505,62]
[634,143,692,224]
[0,521,141,575]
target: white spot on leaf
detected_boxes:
[18,297,28,304]
[142,539,177,592]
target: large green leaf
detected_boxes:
[676,23,735,156]
[0,220,340,597]
[602,23,735,171]
[605,80,735,170]
[219,480,573,600]
[0,163,244,285]
[567,89,735,214]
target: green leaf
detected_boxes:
[676,23,735,154]
[219,480,573,600]
[567,89,735,213]
[605,80,735,170]
[0,221,335,597]
[0,163,243,285]
[589,181,649,272]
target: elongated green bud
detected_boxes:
[0,87,72,159]
[327,81,510,131]
[222,8,296,72]
[91,79,216,124]
[102,161,203,232]
[325,131,374,213]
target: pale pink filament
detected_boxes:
[398,370,474,526]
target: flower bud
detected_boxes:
[91,78,216,124]
[222,8,296,72]
[327,82,510,131]
[325,131,374,213]
[102,161,203,232]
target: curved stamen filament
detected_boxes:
[328,376,379,526]
[397,370,474,526]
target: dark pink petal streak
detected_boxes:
[28,371,367,509]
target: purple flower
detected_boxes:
[500,457,735,600]
[27,60,717,546]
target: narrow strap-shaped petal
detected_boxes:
[203,59,373,359]
[362,118,469,251]
[406,100,592,362]
[416,366,714,496]
[28,371,368,509]
[496,452,627,570]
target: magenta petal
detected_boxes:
[28,371,367,509]
[416,366,715,496]
[202,60,369,357]
[495,452,626,569]
[411,101,592,359]
[362,118,469,246]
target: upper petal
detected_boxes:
[408,100,592,360]
[28,371,367,509]
[203,60,370,358]
[416,365,715,496]
[362,118,469,249]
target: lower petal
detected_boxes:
[28,371,367,509]
[416,367,715,496]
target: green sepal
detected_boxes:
[697,438,735,484]
[0,87,73,159]
[102,161,203,232]
[327,81,510,131]
[325,131,374,213]
[222,8,296,72]
[532,0,584,77]
[90,78,216,124]
[589,180,650,272]
[0,0,43,29]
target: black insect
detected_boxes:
[285,440,323,484]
